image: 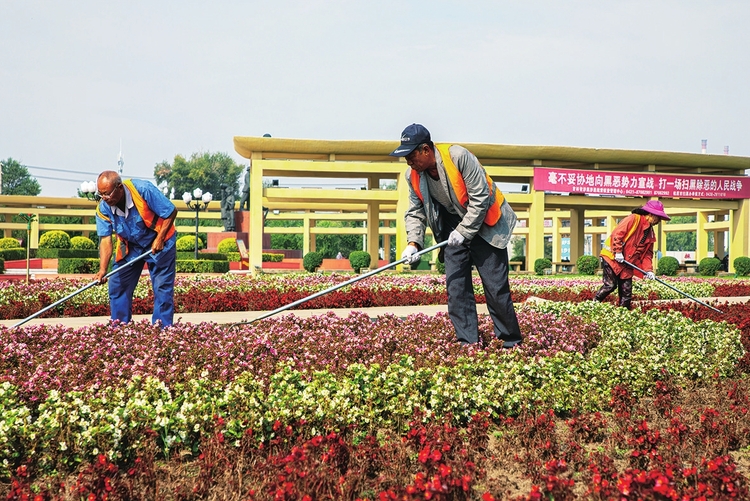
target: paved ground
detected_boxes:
[3,296,748,330]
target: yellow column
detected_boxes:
[527,187,546,266]
[248,156,264,274]
[696,210,708,263]
[715,230,726,259]
[729,199,749,273]
[367,201,379,264]
[30,213,40,249]
[569,208,584,262]
[303,214,312,255]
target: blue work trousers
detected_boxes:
[108,246,176,327]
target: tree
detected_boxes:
[1,158,41,195]
[153,152,244,201]
[665,216,696,251]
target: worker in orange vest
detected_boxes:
[392,124,522,348]
[594,200,671,309]
[94,171,178,326]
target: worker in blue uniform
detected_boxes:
[94,170,178,326]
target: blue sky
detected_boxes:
[1,1,748,195]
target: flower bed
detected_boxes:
[2,297,750,498]
[1,274,747,320]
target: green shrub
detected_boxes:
[656,256,679,276]
[698,257,721,276]
[303,251,323,272]
[0,258,4,273]
[175,260,229,273]
[176,235,203,252]
[263,253,284,262]
[734,256,750,277]
[575,255,599,275]
[435,260,445,274]
[217,238,239,254]
[70,236,96,250]
[176,252,226,261]
[0,248,28,261]
[534,258,552,276]
[57,258,101,274]
[0,237,21,249]
[38,230,71,249]
[36,249,99,259]
[349,251,371,273]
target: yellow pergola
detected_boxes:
[233,135,750,274]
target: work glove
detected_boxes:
[645,271,656,280]
[447,230,465,247]
[400,245,421,264]
[615,252,624,263]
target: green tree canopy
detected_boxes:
[154,152,245,202]
[1,158,41,195]
[665,216,697,251]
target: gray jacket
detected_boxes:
[404,144,516,250]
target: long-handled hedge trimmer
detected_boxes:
[623,259,724,314]
[229,241,449,328]
[10,250,153,328]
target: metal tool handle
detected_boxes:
[623,259,723,314]
[231,240,450,328]
[10,250,153,328]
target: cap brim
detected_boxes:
[389,144,418,157]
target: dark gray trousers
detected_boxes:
[444,235,523,345]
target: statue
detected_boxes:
[239,165,250,211]
[220,184,236,232]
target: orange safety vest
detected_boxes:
[409,143,503,226]
[96,179,176,262]
[600,214,641,261]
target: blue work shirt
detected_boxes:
[96,179,177,265]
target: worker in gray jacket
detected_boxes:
[391,123,522,348]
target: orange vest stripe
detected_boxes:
[97,180,175,262]
[601,214,641,260]
[409,144,503,226]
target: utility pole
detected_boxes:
[0,161,3,195]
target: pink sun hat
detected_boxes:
[640,200,671,221]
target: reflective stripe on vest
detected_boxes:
[97,180,176,262]
[601,214,641,261]
[409,144,504,226]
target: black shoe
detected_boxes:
[501,339,522,349]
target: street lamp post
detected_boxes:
[19,213,36,283]
[182,188,212,260]
[79,181,100,202]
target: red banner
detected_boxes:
[533,167,750,199]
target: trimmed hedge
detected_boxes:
[349,251,371,273]
[698,257,722,276]
[38,230,71,249]
[0,248,28,261]
[303,251,323,272]
[0,258,4,274]
[175,260,229,273]
[176,252,226,261]
[57,258,102,274]
[576,255,599,275]
[225,252,287,262]
[176,235,204,251]
[217,238,239,254]
[0,237,21,249]
[70,236,96,250]
[534,258,552,275]
[734,256,750,277]
[36,249,99,259]
[656,256,679,276]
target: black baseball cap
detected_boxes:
[389,123,431,157]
